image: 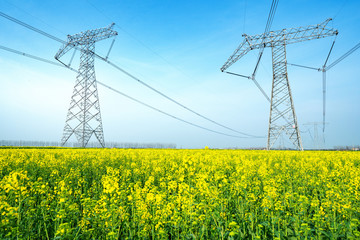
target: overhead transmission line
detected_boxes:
[94,54,259,137]
[0,44,259,139]
[0,11,265,138]
[332,0,349,20]
[325,41,360,70]
[287,41,360,72]
[224,0,291,126]
[252,0,279,79]
[0,11,262,138]
[81,3,252,136]
[0,11,66,44]
[287,40,359,133]
[85,0,195,83]
[229,0,279,112]
[224,0,279,99]
[284,0,351,134]
[225,0,278,78]
[0,45,65,68]
[321,35,337,133]
[242,0,247,33]
[3,0,67,36]
[97,82,253,139]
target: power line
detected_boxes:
[242,0,247,33]
[252,0,279,78]
[3,0,67,36]
[287,41,360,72]
[85,0,195,83]
[0,11,66,44]
[224,70,293,127]
[287,62,321,71]
[95,54,260,137]
[224,1,283,125]
[321,36,337,133]
[0,45,65,68]
[333,0,349,20]
[288,39,359,134]
[326,41,360,71]
[287,38,358,134]
[97,82,258,139]
[0,45,264,139]
[0,10,262,138]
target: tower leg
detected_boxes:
[60,43,105,148]
[267,42,303,150]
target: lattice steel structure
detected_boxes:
[55,24,118,147]
[221,19,338,150]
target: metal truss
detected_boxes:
[268,42,302,150]
[221,19,337,72]
[221,19,338,150]
[55,24,118,147]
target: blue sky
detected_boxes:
[0,0,359,149]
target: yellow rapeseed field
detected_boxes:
[0,148,359,239]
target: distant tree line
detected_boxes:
[333,145,360,151]
[0,140,176,149]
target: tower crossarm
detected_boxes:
[55,23,118,60]
[221,18,338,72]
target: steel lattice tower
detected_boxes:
[221,19,338,150]
[268,42,302,149]
[55,24,117,147]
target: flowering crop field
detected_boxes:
[0,148,359,239]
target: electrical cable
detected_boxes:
[85,0,195,83]
[0,46,264,139]
[0,10,263,138]
[225,71,293,126]
[287,42,360,72]
[95,54,262,138]
[252,0,279,78]
[323,37,337,68]
[3,0,67,36]
[286,42,360,73]
[235,0,284,125]
[287,39,360,134]
[0,11,66,44]
[0,45,65,68]
[325,41,360,71]
[333,0,348,20]
[321,36,337,133]
[242,0,247,33]
[287,62,321,71]
[97,82,259,139]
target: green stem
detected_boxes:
[42,210,50,240]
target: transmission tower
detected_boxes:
[221,19,338,150]
[304,122,329,149]
[55,24,118,147]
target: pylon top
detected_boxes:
[221,19,338,72]
[55,23,117,60]
[67,23,117,45]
